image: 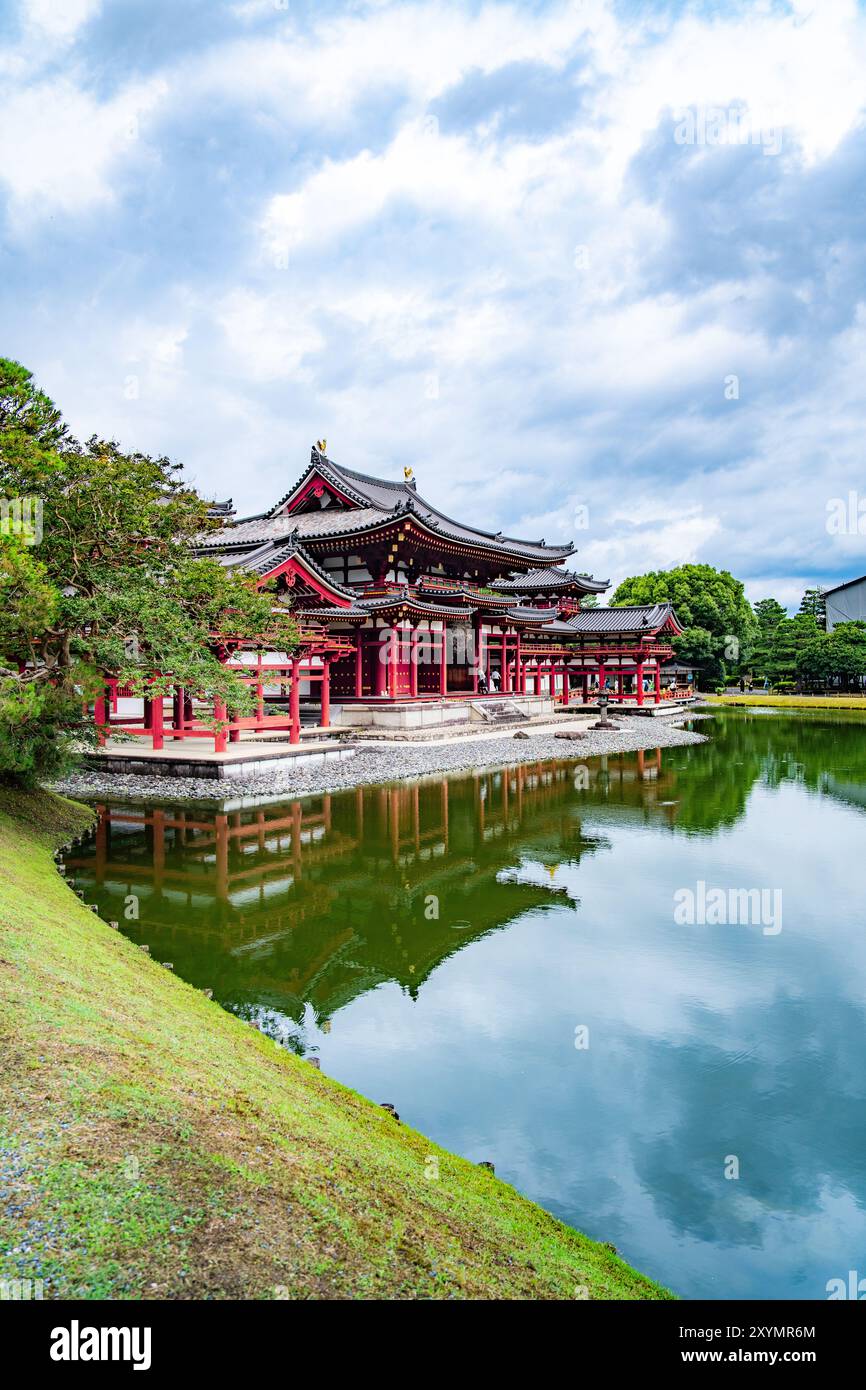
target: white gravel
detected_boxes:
[50,717,711,804]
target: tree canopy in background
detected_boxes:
[0,358,299,784]
[611,563,757,682]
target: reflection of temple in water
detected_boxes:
[66,748,677,1024]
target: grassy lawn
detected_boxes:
[703,693,866,709]
[0,787,672,1301]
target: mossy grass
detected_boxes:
[0,786,673,1300]
[704,694,866,709]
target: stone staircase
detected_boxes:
[470,700,532,724]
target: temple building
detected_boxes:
[190,446,684,735]
[95,446,689,752]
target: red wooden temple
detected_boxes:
[96,446,688,750]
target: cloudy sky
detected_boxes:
[2,0,865,606]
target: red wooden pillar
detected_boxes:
[501,631,509,693]
[472,621,479,694]
[582,671,589,701]
[256,681,264,722]
[389,629,399,698]
[94,689,107,747]
[375,629,388,697]
[321,658,331,728]
[151,692,164,751]
[172,685,186,740]
[290,659,301,743]
[636,661,644,706]
[410,627,419,697]
[213,697,227,753]
[654,663,661,703]
[597,661,606,697]
[616,671,623,701]
[562,668,570,705]
[354,634,364,698]
[439,627,448,695]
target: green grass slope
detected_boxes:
[0,788,672,1301]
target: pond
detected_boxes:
[65,709,866,1300]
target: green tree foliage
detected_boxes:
[798,587,827,629]
[798,621,866,689]
[750,598,788,681]
[611,564,757,682]
[762,614,821,689]
[0,358,300,784]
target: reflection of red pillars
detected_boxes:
[152,809,165,891]
[213,698,227,753]
[151,692,164,750]
[291,801,302,875]
[257,809,266,851]
[214,813,228,899]
[389,788,400,862]
[323,793,332,832]
[441,779,449,846]
[637,748,645,778]
[320,660,331,728]
[290,659,300,743]
[412,783,420,850]
[355,785,364,836]
[95,808,107,885]
[502,767,509,818]
[410,627,418,697]
[654,664,661,704]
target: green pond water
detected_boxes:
[66,709,866,1300]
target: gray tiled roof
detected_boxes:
[195,506,392,550]
[225,538,358,599]
[505,606,559,623]
[492,567,608,593]
[566,604,678,634]
[259,448,576,563]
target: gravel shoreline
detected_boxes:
[50,716,712,805]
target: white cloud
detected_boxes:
[0,75,165,228]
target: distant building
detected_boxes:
[824,575,866,631]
